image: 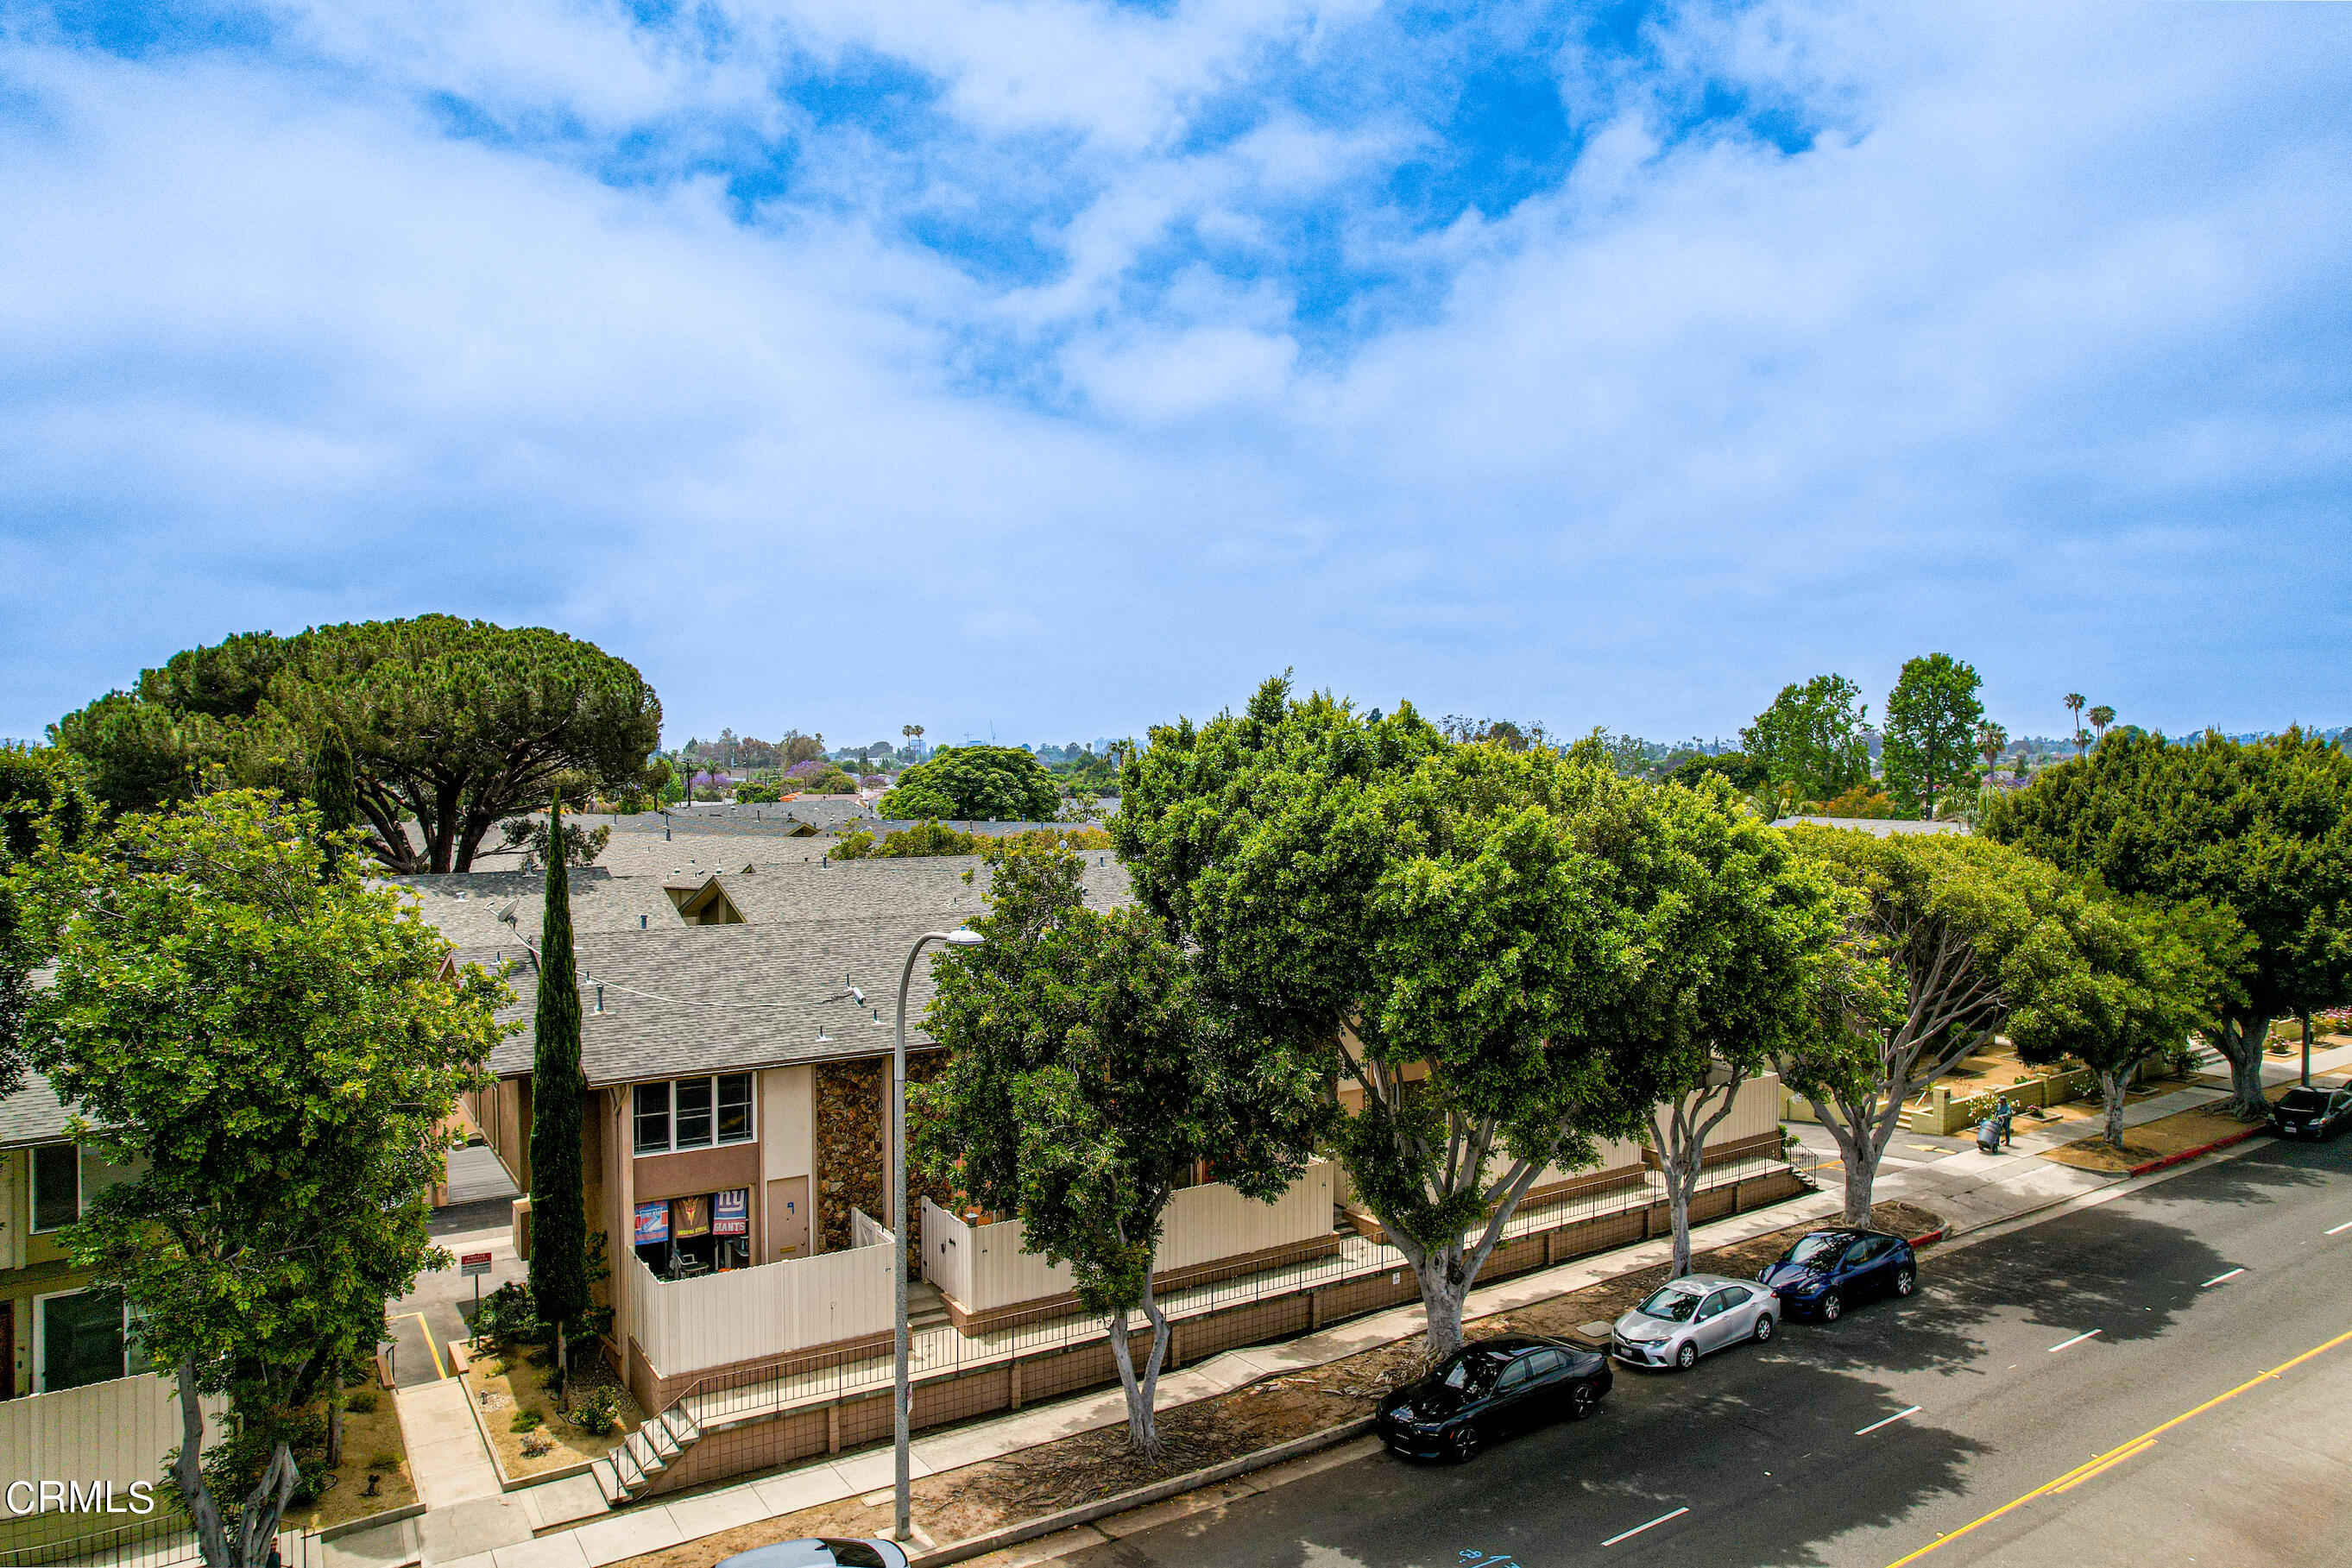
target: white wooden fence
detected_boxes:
[628,1242,895,1377]
[850,1207,893,1251]
[922,1162,1336,1315]
[0,1370,224,1494]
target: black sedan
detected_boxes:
[1758,1228,1917,1321]
[2271,1085,2352,1139]
[1375,1334,1611,1461]
[716,1541,908,1568]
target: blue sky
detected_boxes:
[3,1,2349,750]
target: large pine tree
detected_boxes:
[528,797,590,1390]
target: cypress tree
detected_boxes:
[528,795,590,1393]
[314,722,359,872]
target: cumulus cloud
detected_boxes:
[1,0,2347,746]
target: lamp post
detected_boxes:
[892,927,983,1544]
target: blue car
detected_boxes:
[1757,1228,1917,1321]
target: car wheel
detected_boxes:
[1446,1424,1481,1463]
[1674,1341,1698,1371]
[1753,1313,1775,1344]
[1895,1268,1916,1298]
[1568,1384,1598,1420]
[1820,1292,1844,1322]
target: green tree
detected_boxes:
[1741,675,1873,809]
[25,790,503,1567]
[0,746,101,1096]
[51,616,664,873]
[312,724,360,873]
[1780,827,2087,1225]
[1981,728,2352,1118]
[878,745,1058,822]
[2086,705,2116,743]
[2065,692,2087,759]
[915,846,1323,1454]
[1881,654,1984,818]
[529,798,590,1393]
[1975,721,2008,780]
[1115,680,1823,1353]
[2008,894,2247,1149]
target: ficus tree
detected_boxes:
[879,745,1060,822]
[51,615,665,872]
[1778,826,2084,1225]
[915,845,1325,1456]
[1115,680,1826,1355]
[1981,727,2352,1118]
[24,790,504,1568]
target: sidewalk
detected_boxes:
[332,1105,2283,1568]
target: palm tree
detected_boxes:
[2065,693,2086,759]
[2087,705,2115,745]
[903,722,924,761]
[1975,720,2008,780]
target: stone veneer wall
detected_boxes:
[814,1050,956,1257]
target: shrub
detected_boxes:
[569,1384,624,1436]
[734,780,782,803]
[474,1280,539,1349]
[509,1407,544,1433]
[1807,785,1904,820]
[344,1392,378,1415]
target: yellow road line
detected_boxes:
[2049,1438,2153,1493]
[1884,1324,2352,1566]
[407,1313,448,1379]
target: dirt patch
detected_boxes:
[610,1200,1941,1568]
[281,1398,419,1533]
[2040,1097,2273,1173]
[458,1342,645,1481]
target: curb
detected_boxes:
[907,1418,1378,1568]
[1905,1227,1947,1248]
[2128,1125,2264,1176]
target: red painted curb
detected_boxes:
[2126,1125,2263,1178]
[1906,1227,1947,1247]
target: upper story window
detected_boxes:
[32,1143,79,1233]
[634,1074,755,1156]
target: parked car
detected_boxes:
[1610,1274,1775,1371]
[716,1542,909,1568]
[1376,1334,1611,1460]
[2269,1085,2352,1140]
[1758,1228,1917,1321]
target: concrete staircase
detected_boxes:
[590,1404,704,1506]
[906,1280,951,1334]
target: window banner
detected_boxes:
[673,1193,712,1238]
[634,1200,670,1246]
[714,1187,749,1236]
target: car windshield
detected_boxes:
[2279,1089,2329,1111]
[1435,1348,1513,1391]
[1636,1287,1705,1322]
[1783,1233,1851,1268]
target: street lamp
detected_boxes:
[892,927,983,1544]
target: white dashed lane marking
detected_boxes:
[2048,1329,2102,1353]
[1602,1508,1690,1546]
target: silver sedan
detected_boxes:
[1611,1273,1776,1371]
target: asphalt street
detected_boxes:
[1060,1135,2352,1568]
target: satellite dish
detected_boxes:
[496,902,520,926]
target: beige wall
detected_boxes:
[760,1067,815,1263]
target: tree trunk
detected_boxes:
[1410,1247,1470,1361]
[235,1439,298,1568]
[2100,1070,2128,1150]
[2216,1014,2273,1120]
[1841,1157,1876,1230]
[1668,1180,1693,1278]
[1103,1281,1172,1458]
[174,1363,233,1568]
[326,1401,344,1469]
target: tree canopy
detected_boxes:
[915,845,1324,1453]
[0,746,101,1098]
[1113,679,1839,1351]
[878,744,1060,822]
[24,790,504,1566]
[1881,653,1984,819]
[1742,675,1874,811]
[1980,727,2352,1116]
[51,615,664,873]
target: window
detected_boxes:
[1495,1358,1531,1392]
[634,1083,671,1156]
[674,1079,713,1149]
[633,1075,756,1156]
[32,1144,79,1233]
[1527,1349,1567,1378]
[717,1074,754,1143]
[1696,1290,1731,1321]
[1720,1286,1753,1307]
[38,1288,126,1393]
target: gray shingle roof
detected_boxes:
[0,1074,75,1149]
[449,855,1138,1086]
